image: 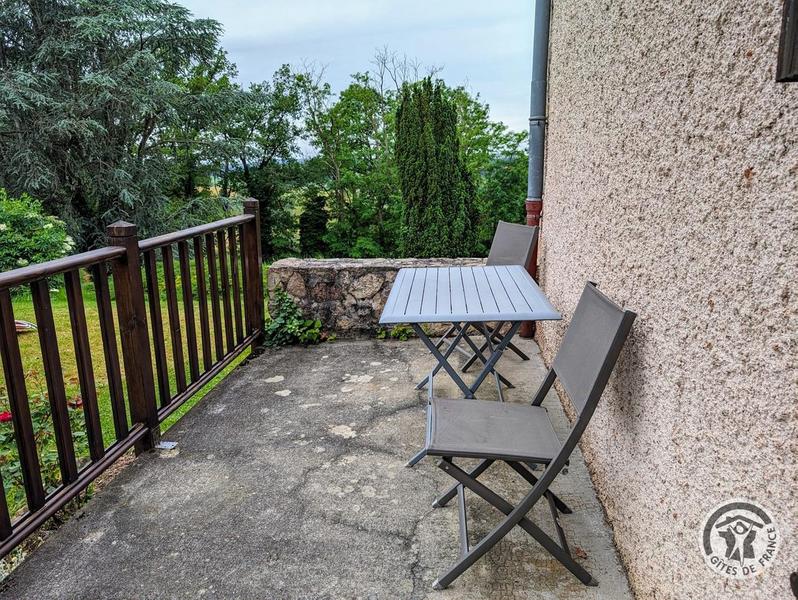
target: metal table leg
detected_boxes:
[459,325,514,389]
[407,322,523,467]
[416,322,469,390]
[462,321,530,372]
[467,322,522,397]
[412,324,474,398]
[417,322,509,389]
[477,323,504,402]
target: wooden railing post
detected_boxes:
[107,221,159,452]
[242,199,265,349]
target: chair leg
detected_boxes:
[457,484,469,557]
[510,462,573,514]
[433,459,597,590]
[432,459,493,508]
[463,321,530,371]
[407,370,435,468]
[405,448,427,468]
[495,336,531,361]
[483,322,530,360]
[546,490,569,556]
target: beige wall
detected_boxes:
[536,1,797,599]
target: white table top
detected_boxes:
[379,265,561,324]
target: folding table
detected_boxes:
[379,265,561,466]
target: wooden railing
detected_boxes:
[0,199,264,557]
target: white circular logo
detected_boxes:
[701,499,780,579]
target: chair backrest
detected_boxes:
[486,221,539,269]
[552,282,636,416]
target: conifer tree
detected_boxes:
[395,79,477,257]
[299,192,328,256]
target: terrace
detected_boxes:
[0,204,633,598]
[0,337,632,599]
[0,1,793,596]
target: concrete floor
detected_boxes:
[0,338,632,600]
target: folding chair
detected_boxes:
[423,282,636,589]
[431,221,539,375]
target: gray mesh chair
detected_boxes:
[423,282,636,590]
[486,220,538,269]
[435,221,539,367]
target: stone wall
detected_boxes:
[538,2,797,599]
[267,258,485,335]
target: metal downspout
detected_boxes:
[521,0,551,338]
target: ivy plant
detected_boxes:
[376,324,414,341]
[264,289,323,347]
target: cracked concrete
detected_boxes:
[0,338,632,599]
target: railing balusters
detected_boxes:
[64,270,104,462]
[0,476,12,539]
[93,264,128,441]
[205,233,224,362]
[31,279,78,484]
[143,251,171,407]
[161,246,187,393]
[229,227,244,342]
[0,289,46,510]
[0,207,264,557]
[178,240,200,382]
[217,230,235,354]
[238,223,249,334]
[193,236,212,372]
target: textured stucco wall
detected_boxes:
[537,1,797,599]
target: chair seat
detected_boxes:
[425,398,561,463]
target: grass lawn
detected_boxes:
[0,261,268,517]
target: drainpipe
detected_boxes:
[521,0,551,339]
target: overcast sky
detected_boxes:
[179,0,534,133]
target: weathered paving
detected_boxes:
[0,338,632,599]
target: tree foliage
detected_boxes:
[294,58,520,260]
[445,87,528,252]
[218,65,302,256]
[395,78,477,257]
[0,0,225,247]
[296,68,397,257]
[299,192,328,257]
[0,189,71,273]
[0,1,526,261]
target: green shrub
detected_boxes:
[376,324,414,341]
[0,189,72,275]
[0,391,88,516]
[264,289,322,347]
